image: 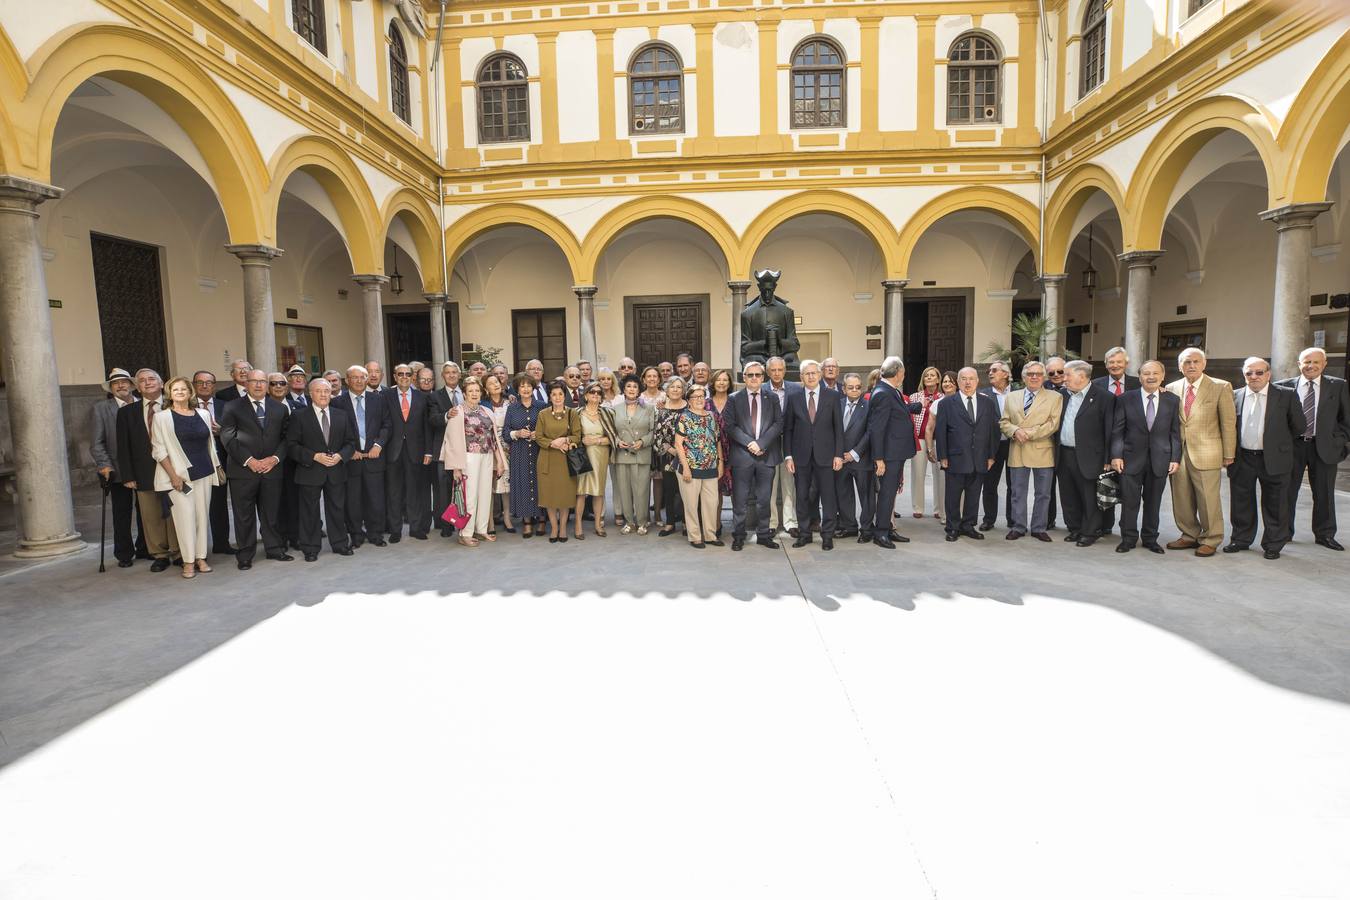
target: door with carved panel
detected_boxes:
[90,233,169,379]
[632,300,704,368]
[925,298,966,376]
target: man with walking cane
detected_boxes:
[90,367,144,568]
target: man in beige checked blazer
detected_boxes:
[999,360,1063,540]
[1166,348,1237,556]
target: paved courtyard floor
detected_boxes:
[1,477,1348,899]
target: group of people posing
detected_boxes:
[88,344,1347,576]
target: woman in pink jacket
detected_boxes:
[439,377,507,547]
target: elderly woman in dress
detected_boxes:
[652,376,688,537]
[483,373,514,534]
[573,381,616,538]
[674,383,725,549]
[502,372,543,538]
[440,377,506,547]
[534,380,582,543]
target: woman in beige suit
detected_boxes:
[151,376,222,577]
[611,374,655,534]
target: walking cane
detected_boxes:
[97,473,109,573]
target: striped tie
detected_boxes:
[1023,391,1034,413]
[1301,382,1316,439]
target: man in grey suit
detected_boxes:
[90,367,146,567]
[1227,357,1306,559]
[1278,346,1350,551]
[724,361,783,551]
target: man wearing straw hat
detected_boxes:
[91,367,146,567]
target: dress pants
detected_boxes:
[167,477,213,562]
[732,460,775,541]
[613,462,651,527]
[1229,448,1290,551]
[980,440,1012,527]
[768,461,798,531]
[1007,466,1054,534]
[432,465,452,533]
[345,460,387,544]
[836,461,874,536]
[910,441,934,514]
[230,475,284,563]
[793,461,838,538]
[208,474,232,553]
[677,475,720,543]
[873,460,903,535]
[660,468,685,527]
[135,488,180,560]
[1056,447,1102,538]
[1287,440,1338,540]
[1170,455,1224,547]
[300,479,350,554]
[280,459,301,548]
[1118,469,1166,547]
[108,481,145,564]
[943,469,983,535]
[463,452,495,536]
[385,452,430,537]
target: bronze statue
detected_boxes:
[740,269,800,371]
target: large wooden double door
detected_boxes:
[630,295,706,368]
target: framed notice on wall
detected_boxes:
[275,323,325,375]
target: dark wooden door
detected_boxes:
[512,308,567,378]
[386,307,457,369]
[634,301,703,368]
[91,233,168,378]
[925,298,966,375]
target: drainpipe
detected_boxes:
[432,0,450,334]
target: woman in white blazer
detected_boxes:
[151,376,222,577]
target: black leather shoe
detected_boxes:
[266,552,294,562]
[1076,537,1097,547]
[388,534,401,544]
[1316,537,1345,551]
[978,522,994,532]
[835,529,858,539]
[1064,533,1080,542]
[759,538,779,550]
[351,540,364,549]
[1143,543,1165,554]
[1032,532,1052,542]
[792,535,812,548]
[303,552,318,562]
[1264,549,1281,560]
[891,532,911,543]
[150,559,170,573]
[1223,543,1247,553]
[788,528,800,538]
[409,532,428,541]
[690,541,705,549]
[117,559,134,568]
[944,533,959,542]
[1006,531,1024,541]
[961,529,984,540]
[857,534,871,544]
[1115,542,1132,553]
[707,539,725,547]
[732,538,744,551]
[238,560,253,570]
[369,537,386,547]
[873,535,895,549]
[821,537,834,551]
[170,558,183,567]
[335,547,354,556]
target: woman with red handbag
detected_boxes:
[439,377,507,547]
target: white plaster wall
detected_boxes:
[460,37,496,81]
[557,30,600,144]
[778,20,814,65]
[878,17,918,133]
[982,13,1021,56]
[451,242,579,368]
[1089,115,1167,203]
[0,0,126,61]
[354,156,402,217]
[613,28,650,71]
[352,0,379,100]
[656,24,697,66]
[713,22,759,138]
[1212,25,1347,125]
[1122,0,1161,71]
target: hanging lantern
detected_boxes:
[390,246,404,296]
[1080,222,1098,298]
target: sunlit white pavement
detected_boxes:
[1,586,1347,900]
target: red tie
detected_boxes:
[401,390,410,422]
[1113,380,1123,397]
[1184,383,1196,417]
[750,391,759,438]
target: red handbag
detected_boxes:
[440,473,470,530]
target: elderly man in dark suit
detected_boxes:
[783,359,844,550]
[1057,360,1116,547]
[1091,346,1140,536]
[1110,359,1181,554]
[1227,356,1306,559]
[384,362,434,541]
[935,367,1000,541]
[216,358,251,405]
[835,373,873,542]
[867,356,925,548]
[115,368,180,571]
[219,369,293,569]
[332,364,392,549]
[91,367,147,567]
[286,378,356,561]
[1278,346,1350,551]
[723,361,783,551]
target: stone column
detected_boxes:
[225,243,283,374]
[1039,273,1067,358]
[728,280,751,372]
[1260,202,1333,380]
[425,292,449,366]
[352,275,389,369]
[0,176,84,558]
[882,279,907,359]
[1117,251,1163,375]
[573,284,597,366]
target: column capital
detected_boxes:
[727,280,753,291]
[352,273,390,288]
[0,176,62,209]
[424,292,449,306]
[572,284,598,298]
[1259,202,1333,231]
[1117,250,1164,268]
[881,279,908,292]
[1037,273,1068,285]
[225,243,283,262]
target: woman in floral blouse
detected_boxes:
[652,377,687,537]
[439,377,506,547]
[673,383,724,549]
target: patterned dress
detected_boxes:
[502,399,541,521]
[709,397,734,495]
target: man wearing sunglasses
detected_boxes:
[384,364,434,542]
[724,361,783,551]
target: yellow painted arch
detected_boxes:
[1278,29,1350,204]
[580,195,739,284]
[24,24,269,244]
[267,135,382,274]
[0,25,25,174]
[382,188,444,292]
[1123,94,1282,252]
[737,190,902,280]
[1043,163,1128,274]
[443,203,584,283]
[896,186,1040,277]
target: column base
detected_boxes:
[14,531,87,559]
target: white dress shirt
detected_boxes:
[1296,375,1321,427]
[1240,386,1268,451]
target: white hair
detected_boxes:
[799,359,820,373]
[879,356,904,379]
[346,365,369,377]
[1178,347,1207,362]
[1064,360,1093,378]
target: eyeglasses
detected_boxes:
[744,373,764,379]
[192,379,215,386]
[268,380,286,386]
[1046,370,1064,376]
[395,371,412,378]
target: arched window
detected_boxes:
[389,24,411,124]
[1080,0,1107,97]
[477,53,530,144]
[628,43,683,134]
[790,38,845,129]
[291,0,326,54]
[947,33,1001,124]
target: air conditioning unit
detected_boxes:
[633,119,646,131]
[981,106,997,121]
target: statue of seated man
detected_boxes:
[740,268,800,372]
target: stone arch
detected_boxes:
[737,190,901,279]
[1123,94,1281,252]
[1044,163,1128,273]
[381,188,443,291]
[896,186,1040,277]
[443,202,583,282]
[267,135,382,274]
[0,25,24,173]
[1279,29,1350,204]
[22,24,269,244]
[581,196,738,284]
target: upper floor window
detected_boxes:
[389,24,411,124]
[947,33,1001,124]
[1080,0,1107,97]
[1187,0,1216,15]
[292,0,326,55]
[477,53,530,144]
[790,37,846,129]
[628,43,683,134]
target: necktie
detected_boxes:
[401,390,410,422]
[1302,382,1316,438]
[807,391,816,423]
[254,400,266,427]
[750,391,759,439]
[1245,392,1262,448]
[320,408,330,444]
[145,400,157,432]
[1023,391,1034,413]
[294,394,306,408]
[966,395,975,420]
[1113,379,1123,397]
[1145,394,1156,430]
[355,394,366,448]
[844,401,854,429]
[1184,383,1196,417]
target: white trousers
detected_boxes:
[464,452,495,537]
[769,460,798,530]
[168,476,214,562]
